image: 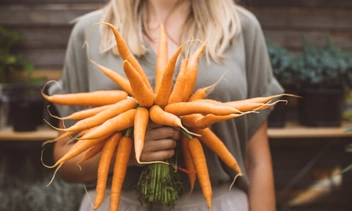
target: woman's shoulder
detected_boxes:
[70,9,104,37]
[235,6,263,34]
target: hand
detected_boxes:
[129,122,180,166]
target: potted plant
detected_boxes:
[266,41,299,128]
[295,38,352,127]
[0,26,47,131]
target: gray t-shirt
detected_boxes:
[49,7,283,197]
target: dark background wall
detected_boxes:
[0,1,351,211]
[0,0,351,70]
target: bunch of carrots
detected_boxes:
[42,22,294,211]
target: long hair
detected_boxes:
[99,0,242,62]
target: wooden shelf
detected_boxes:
[268,120,352,139]
[0,126,58,141]
[1,121,352,141]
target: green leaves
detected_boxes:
[0,26,36,84]
[136,160,183,211]
[267,41,298,88]
[267,38,352,90]
[299,38,352,87]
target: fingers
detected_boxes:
[136,126,180,163]
[143,139,177,152]
[145,126,180,141]
[140,149,175,163]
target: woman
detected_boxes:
[50,0,283,210]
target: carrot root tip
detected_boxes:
[229,173,242,191]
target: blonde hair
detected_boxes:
[99,0,242,62]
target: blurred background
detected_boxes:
[0,0,351,210]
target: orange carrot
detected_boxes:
[51,98,137,132]
[154,42,186,108]
[50,133,113,168]
[110,135,133,211]
[191,127,242,175]
[182,113,246,129]
[181,113,204,128]
[164,101,239,116]
[192,99,243,114]
[83,41,134,96]
[180,134,197,194]
[188,73,225,102]
[123,60,155,107]
[182,41,207,101]
[134,107,149,163]
[155,24,168,94]
[194,113,247,129]
[94,132,122,210]
[226,99,288,112]
[91,61,133,97]
[149,105,198,136]
[232,93,299,105]
[76,139,106,165]
[42,82,128,106]
[95,22,153,92]
[47,104,112,121]
[78,108,136,140]
[187,137,212,210]
[168,58,188,104]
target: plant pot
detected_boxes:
[268,99,287,128]
[267,86,299,128]
[10,97,43,132]
[297,86,344,127]
[1,83,45,131]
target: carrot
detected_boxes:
[149,104,199,137]
[123,60,155,107]
[42,81,128,106]
[94,62,134,96]
[187,137,212,210]
[226,99,288,112]
[182,41,207,101]
[78,108,136,140]
[191,127,242,175]
[49,98,137,132]
[154,42,187,108]
[76,139,106,165]
[154,24,168,94]
[180,113,204,128]
[49,133,113,168]
[41,130,77,149]
[47,104,112,121]
[95,22,153,92]
[168,41,193,104]
[83,41,133,96]
[110,135,133,211]
[168,58,188,104]
[94,132,122,210]
[180,134,197,194]
[164,101,239,116]
[182,113,247,129]
[134,107,149,163]
[188,72,225,102]
[192,99,242,114]
[233,93,299,105]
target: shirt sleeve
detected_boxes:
[48,18,90,127]
[242,10,284,139]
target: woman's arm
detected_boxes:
[53,121,179,184]
[245,120,276,211]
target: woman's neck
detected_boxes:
[146,0,189,23]
[145,0,190,56]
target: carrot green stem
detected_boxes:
[181,129,193,140]
[136,159,183,210]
